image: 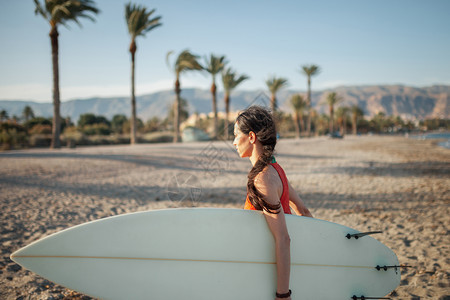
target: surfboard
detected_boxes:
[11,208,400,299]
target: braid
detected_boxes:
[236,106,281,214]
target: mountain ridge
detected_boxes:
[1,85,449,122]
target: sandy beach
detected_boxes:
[0,135,449,299]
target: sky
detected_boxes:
[0,0,449,103]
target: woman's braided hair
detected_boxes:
[236,106,281,214]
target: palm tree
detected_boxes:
[290,94,307,138]
[325,92,343,134]
[0,110,9,122]
[300,64,321,136]
[34,0,99,149]
[351,105,364,135]
[166,50,203,142]
[336,106,350,136]
[265,76,289,113]
[310,109,319,136]
[125,3,162,145]
[316,113,329,136]
[22,106,35,122]
[204,54,227,139]
[222,67,249,140]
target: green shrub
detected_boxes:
[0,122,29,150]
[29,124,52,135]
[29,134,52,147]
[81,123,111,136]
[24,117,52,130]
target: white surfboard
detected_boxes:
[11,208,400,299]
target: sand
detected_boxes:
[0,135,449,299]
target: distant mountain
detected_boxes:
[1,85,449,122]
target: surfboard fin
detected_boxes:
[351,296,391,300]
[375,265,413,271]
[346,231,383,239]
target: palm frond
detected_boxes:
[351,105,364,117]
[301,64,321,77]
[325,92,343,106]
[35,0,99,27]
[175,50,203,75]
[34,0,50,21]
[290,94,307,112]
[266,75,289,94]
[125,3,162,39]
[222,67,249,92]
[204,54,227,76]
[166,50,174,72]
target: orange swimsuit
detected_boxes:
[244,162,292,214]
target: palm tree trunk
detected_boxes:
[174,79,181,142]
[211,82,218,139]
[271,94,276,113]
[50,25,61,149]
[299,113,305,133]
[306,77,312,137]
[342,117,347,136]
[224,92,230,140]
[294,113,300,139]
[352,115,357,135]
[130,41,137,145]
[329,106,334,134]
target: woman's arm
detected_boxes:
[287,180,313,218]
[255,170,291,300]
[264,209,291,299]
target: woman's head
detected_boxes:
[234,106,277,158]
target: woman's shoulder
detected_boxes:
[255,164,282,188]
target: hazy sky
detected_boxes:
[1,0,449,102]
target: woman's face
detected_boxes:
[233,122,253,158]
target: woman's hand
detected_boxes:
[287,180,313,218]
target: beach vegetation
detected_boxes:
[33,0,100,149]
[0,122,28,150]
[290,94,307,138]
[1,105,448,150]
[276,112,296,138]
[324,92,343,134]
[77,113,111,136]
[122,118,144,135]
[125,2,162,145]
[78,113,110,127]
[168,97,189,127]
[80,123,111,136]
[29,124,52,135]
[351,105,365,134]
[300,64,321,136]
[336,106,351,136]
[166,49,203,142]
[266,75,289,113]
[24,117,52,131]
[22,106,35,122]
[221,67,249,140]
[145,116,163,133]
[0,110,9,122]
[204,54,227,139]
[111,114,128,134]
[420,118,450,131]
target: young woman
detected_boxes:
[233,106,313,300]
